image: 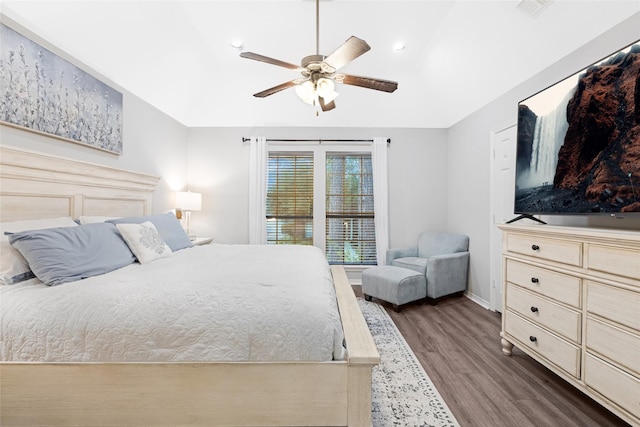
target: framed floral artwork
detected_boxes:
[0,23,123,154]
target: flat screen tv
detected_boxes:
[514,40,640,219]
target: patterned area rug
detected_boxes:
[358,298,460,427]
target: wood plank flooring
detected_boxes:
[354,289,631,427]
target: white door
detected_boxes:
[489,123,517,312]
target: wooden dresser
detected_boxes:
[498,224,640,426]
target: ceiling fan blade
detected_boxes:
[253,81,298,98]
[340,74,398,93]
[319,96,336,112]
[240,52,301,70]
[323,36,371,71]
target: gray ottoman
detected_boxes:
[362,265,427,312]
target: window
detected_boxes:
[325,153,376,265]
[266,152,314,245]
[266,147,377,265]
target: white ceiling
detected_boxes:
[1,1,638,128]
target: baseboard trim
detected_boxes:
[464,291,491,310]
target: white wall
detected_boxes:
[447,13,640,305]
[186,127,449,248]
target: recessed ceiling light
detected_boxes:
[230,40,243,50]
[393,41,405,52]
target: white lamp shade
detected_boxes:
[321,88,339,103]
[315,78,334,98]
[295,80,316,105]
[175,191,202,211]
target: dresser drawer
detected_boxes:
[506,284,581,343]
[587,243,640,282]
[507,233,582,266]
[505,311,580,378]
[586,317,640,375]
[586,281,640,331]
[506,259,581,308]
[585,353,640,419]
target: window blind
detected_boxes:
[266,152,314,245]
[325,152,377,265]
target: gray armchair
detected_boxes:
[386,231,469,301]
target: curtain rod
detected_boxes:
[241,137,391,144]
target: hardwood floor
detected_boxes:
[354,289,631,427]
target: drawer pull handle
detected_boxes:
[529,336,537,343]
[531,244,540,251]
[531,277,539,284]
[530,306,538,313]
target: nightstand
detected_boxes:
[191,237,213,246]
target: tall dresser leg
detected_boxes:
[500,332,513,356]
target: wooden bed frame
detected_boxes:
[0,146,380,426]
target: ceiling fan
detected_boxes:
[239,0,398,113]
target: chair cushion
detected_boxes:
[418,232,469,258]
[391,257,427,275]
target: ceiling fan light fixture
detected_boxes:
[322,89,339,104]
[316,78,339,103]
[295,77,339,107]
[295,80,316,105]
[316,77,334,97]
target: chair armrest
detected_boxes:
[385,247,418,265]
[426,252,470,298]
[428,251,468,263]
[427,252,470,273]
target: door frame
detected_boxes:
[489,120,517,312]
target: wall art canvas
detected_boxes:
[0,23,123,154]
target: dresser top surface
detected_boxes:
[498,224,640,245]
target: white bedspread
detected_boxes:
[1,244,346,362]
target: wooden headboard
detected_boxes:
[0,146,160,222]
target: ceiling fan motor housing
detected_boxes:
[301,54,335,72]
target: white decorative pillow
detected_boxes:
[116,221,172,264]
[108,212,192,251]
[1,217,78,285]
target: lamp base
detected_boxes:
[184,210,193,239]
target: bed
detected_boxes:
[0,145,380,426]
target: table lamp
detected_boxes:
[175,191,201,240]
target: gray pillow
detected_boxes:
[1,217,79,285]
[108,212,193,251]
[8,223,136,286]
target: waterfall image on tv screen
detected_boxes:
[515,41,640,215]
